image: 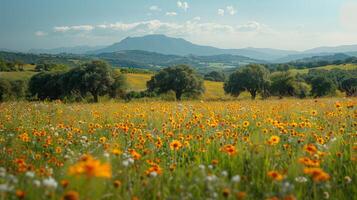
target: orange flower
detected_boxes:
[303,168,330,182]
[304,144,317,155]
[15,190,25,199]
[145,163,163,176]
[267,170,284,181]
[113,180,122,188]
[220,144,237,156]
[268,135,280,145]
[62,191,79,200]
[169,140,182,151]
[129,149,141,160]
[68,155,112,178]
[298,157,320,167]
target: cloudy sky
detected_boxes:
[1,0,357,51]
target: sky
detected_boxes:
[1,0,357,51]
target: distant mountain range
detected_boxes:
[19,34,357,63]
[87,34,297,61]
[29,45,105,55]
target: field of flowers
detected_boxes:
[0,99,356,200]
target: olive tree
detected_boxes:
[147,65,204,100]
[224,64,270,99]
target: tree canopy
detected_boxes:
[224,64,270,99]
[147,65,204,100]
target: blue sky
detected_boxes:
[1,0,357,51]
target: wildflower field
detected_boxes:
[0,99,356,200]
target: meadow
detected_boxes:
[0,98,356,200]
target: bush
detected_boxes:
[204,71,225,82]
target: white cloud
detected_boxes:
[237,21,266,32]
[54,20,270,37]
[218,9,225,16]
[166,12,177,16]
[149,5,161,12]
[340,1,357,30]
[35,31,47,37]
[177,1,189,11]
[53,25,94,32]
[226,6,237,15]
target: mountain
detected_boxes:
[29,45,105,55]
[89,34,295,61]
[304,44,357,54]
[95,50,264,73]
[291,53,352,63]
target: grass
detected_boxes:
[0,64,37,81]
[0,99,355,199]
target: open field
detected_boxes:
[122,73,238,100]
[0,99,356,199]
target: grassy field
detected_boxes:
[290,64,357,74]
[125,73,239,100]
[0,99,356,199]
[0,64,37,81]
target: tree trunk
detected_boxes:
[250,90,257,100]
[175,91,182,101]
[93,92,99,103]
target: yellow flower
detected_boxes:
[169,140,182,151]
[242,121,250,128]
[111,148,122,156]
[68,155,111,178]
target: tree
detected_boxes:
[204,71,225,82]
[64,61,115,102]
[147,65,204,100]
[0,78,11,101]
[109,70,127,99]
[269,71,296,98]
[224,64,270,99]
[310,76,336,97]
[341,77,357,97]
[293,82,311,99]
[29,72,64,100]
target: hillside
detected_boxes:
[289,63,357,74]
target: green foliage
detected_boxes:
[64,61,115,102]
[35,63,69,72]
[0,78,28,101]
[269,71,296,98]
[204,71,225,82]
[309,76,336,97]
[28,61,127,102]
[224,64,270,99]
[0,78,11,101]
[109,70,127,99]
[341,77,357,96]
[147,65,205,100]
[29,72,65,100]
[292,82,311,99]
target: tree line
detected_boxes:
[0,62,356,102]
